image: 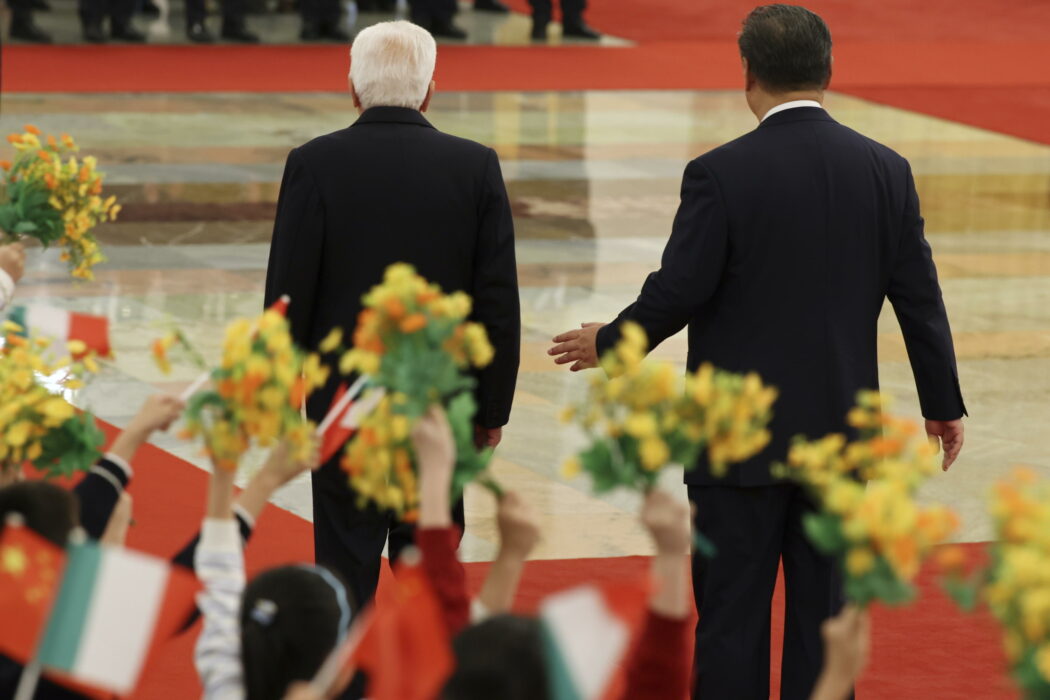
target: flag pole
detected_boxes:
[13,660,41,700]
[315,374,370,436]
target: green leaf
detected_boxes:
[941,575,982,612]
[802,512,847,553]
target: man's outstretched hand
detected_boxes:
[925,419,964,471]
[548,322,605,371]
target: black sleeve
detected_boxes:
[171,510,253,571]
[72,458,130,540]
[596,158,729,356]
[264,147,326,348]
[887,162,967,421]
[471,148,521,429]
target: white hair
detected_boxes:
[349,21,437,110]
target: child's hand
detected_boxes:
[640,489,691,557]
[260,440,321,488]
[819,605,870,692]
[0,242,26,283]
[496,491,541,561]
[127,394,185,436]
[411,406,455,479]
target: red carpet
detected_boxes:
[48,421,1011,699]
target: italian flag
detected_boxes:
[6,304,111,357]
[35,538,198,695]
[540,581,649,700]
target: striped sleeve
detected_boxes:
[194,518,246,700]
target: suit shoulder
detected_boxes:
[292,128,354,159]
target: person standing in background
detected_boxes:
[184,0,259,42]
[79,0,145,41]
[300,0,351,41]
[529,0,600,40]
[409,0,465,39]
[7,0,51,42]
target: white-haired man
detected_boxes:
[264,17,520,646]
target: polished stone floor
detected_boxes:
[3,88,1048,561]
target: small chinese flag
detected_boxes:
[0,521,65,662]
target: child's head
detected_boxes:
[0,481,78,546]
[240,564,354,700]
[442,615,550,700]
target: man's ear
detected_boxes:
[742,57,757,91]
[348,77,363,111]
[420,80,436,113]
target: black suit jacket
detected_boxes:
[597,107,966,487]
[264,106,521,434]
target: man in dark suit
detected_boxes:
[549,5,965,699]
[264,20,520,618]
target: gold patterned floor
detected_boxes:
[2,89,1048,560]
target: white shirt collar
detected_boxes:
[760,99,824,122]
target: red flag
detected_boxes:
[268,294,291,317]
[352,559,455,700]
[0,522,64,662]
[319,383,354,463]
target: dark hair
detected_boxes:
[738,4,832,92]
[0,481,78,546]
[240,564,354,700]
[442,615,549,700]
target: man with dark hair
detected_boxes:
[550,5,965,698]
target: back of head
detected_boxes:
[442,615,549,700]
[738,4,832,92]
[349,20,437,111]
[240,564,353,700]
[0,481,78,546]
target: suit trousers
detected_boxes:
[78,0,134,27]
[528,0,586,25]
[312,461,466,614]
[185,0,248,28]
[688,483,847,700]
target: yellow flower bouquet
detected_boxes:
[171,309,328,471]
[561,322,777,493]
[0,126,117,281]
[336,263,497,521]
[941,469,1050,698]
[0,322,104,480]
[776,393,959,606]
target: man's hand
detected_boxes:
[549,322,605,371]
[640,489,691,556]
[496,491,541,561]
[811,605,871,700]
[0,242,26,283]
[925,419,964,471]
[475,425,502,449]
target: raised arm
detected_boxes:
[0,242,26,311]
[264,147,326,348]
[888,162,966,469]
[549,158,729,370]
[474,491,540,619]
[413,407,471,636]
[471,148,520,442]
[621,490,693,700]
[74,394,184,538]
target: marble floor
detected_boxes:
[2,88,1049,561]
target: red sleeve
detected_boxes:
[621,611,692,700]
[416,527,470,636]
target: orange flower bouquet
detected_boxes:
[0,322,104,481]
[776,393,959,606]
[561,322,777,492]
[0,126,117,280]
[336,263,497,521]
[940,469,1050,698]
[158,309,328,471]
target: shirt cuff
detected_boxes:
[0,268,14,312]
[103,452,133,480]
[200,518,242,554]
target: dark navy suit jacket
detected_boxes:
[597,106,966,486]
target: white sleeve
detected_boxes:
[0,268,14,312]
[194,518,247,700]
